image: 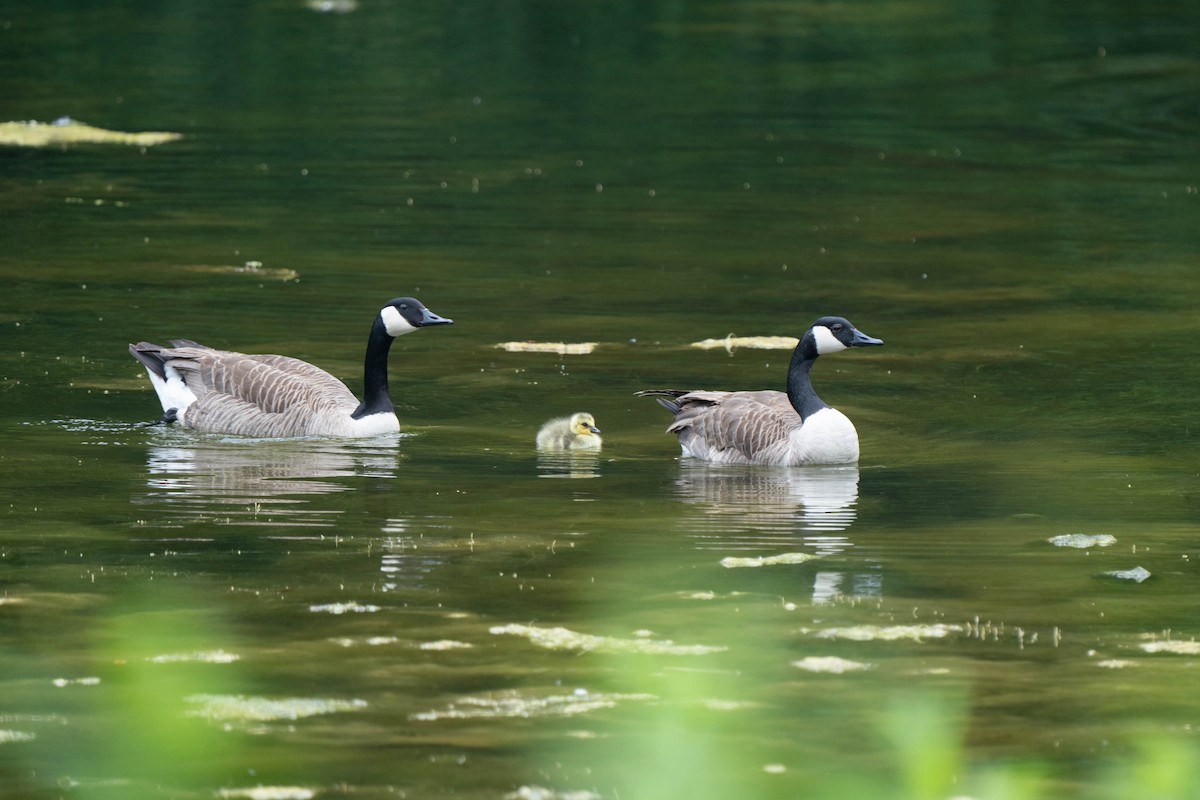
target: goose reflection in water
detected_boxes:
[671,464,881,603]
[135,432,401,528]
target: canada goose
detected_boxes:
[536,412,602,451]
[638,316,882,466]
[129,297,453,438]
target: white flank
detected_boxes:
[810,325,846,355]
[380,304,418,337]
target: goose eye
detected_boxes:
[831,323,843,331]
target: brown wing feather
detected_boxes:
[162,346,359,436]
[652,390,801,463]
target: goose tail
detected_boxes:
[129,341,199,416]
[634,388,691,415]
[128,341,168,382]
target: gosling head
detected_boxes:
[379,297,454,338]
[571,412,601,439]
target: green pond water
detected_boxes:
[2,1,1199,798]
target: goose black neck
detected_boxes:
[352,317,396,419]
[786,333,827,421]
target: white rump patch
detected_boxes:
[380,304,418,337]
[148,364,198,414]
[811,325,846,355]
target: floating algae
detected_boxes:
[309,601,380,614]
[51,676,100,687]
[217,788,315,800]
[185,694,366,723]
[814,624,964,642]
[145,649,240,664]
[792,656,873,674]
[720,552,823,568]
[506,787,601,800]
[0,118,182,148]
[496,341,597,355]
[305,0,357,11]
[418,639,474,651]
[490,623,726,655]
[1048,533,1117,548]
[1104,566,1151,583]
[181,261,299,281]
[691,334,799,352]
[411,687,653,721]
[1138,640,1200,655]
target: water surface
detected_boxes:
[2,0,1198,797]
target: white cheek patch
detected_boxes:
[811,326,847,355]
[380,304,419,337]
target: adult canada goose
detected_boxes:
[536,412,602,451]
[129,297,453,438]
[637,316,882,466]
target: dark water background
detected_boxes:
[2,1,1199,797]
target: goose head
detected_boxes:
[380,297,454,337]
[808,316,883,355]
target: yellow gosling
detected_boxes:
[536,412,602,451]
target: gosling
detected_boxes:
[536,412,602,451]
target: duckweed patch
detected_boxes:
[490,623,727,655]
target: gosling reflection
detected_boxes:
[536,450,603,480]
[671,464,879,604]
[135,432,401,527]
